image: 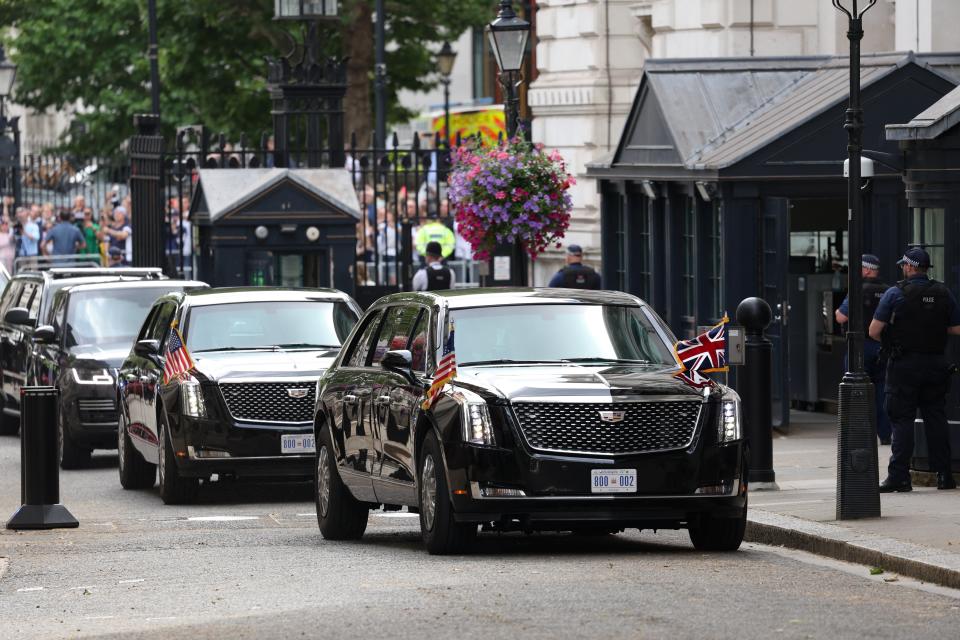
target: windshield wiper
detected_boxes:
[560,357,652,364]
[192,346,276,353]
[459,359,547,367]
[275,343,340,349]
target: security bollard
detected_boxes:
[735,297,779,490]
[6,387,79,530]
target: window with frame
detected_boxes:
[680,198,696,320]
[705,200,723,321]
[408,310,430,373]
[910,207,945,281]
[346,310,383,368]
[636,196,652,301]
[372,306,422,366]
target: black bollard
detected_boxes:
[6,387,78,530]
[736,297,778,489]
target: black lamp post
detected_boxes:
[833,0,881,520]
[0,46,16,119]
[437,41,457,149]
[487,0,530,139]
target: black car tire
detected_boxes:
[117,408,156,490]
[315,427,368,540]
[157,411,198,505]
[58,410,91,470]
[418,430,476,555]
[688,494,747,552]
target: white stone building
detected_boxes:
[528,0,960,285]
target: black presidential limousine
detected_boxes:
[313,288,748,555]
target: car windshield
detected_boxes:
[66,286,189,349]
[450,304,677,366]
[186,300,357,353]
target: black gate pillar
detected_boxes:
[129,114,165,268]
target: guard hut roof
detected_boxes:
[189,168,361,225]
[587,52,960,181]
[886,84,960,140]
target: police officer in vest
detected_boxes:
[835,253,892,444]
[548,244,602,289]
[412,241,456,291]
[869,247,960,492]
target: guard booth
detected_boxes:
[190,168,359,293]
[887,85,960,472]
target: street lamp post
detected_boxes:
[487,0,530,140]
[437,41,457,149]
[833,0,881,520]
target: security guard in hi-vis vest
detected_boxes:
[869,247,960,492]
[548,244,602,290]
[412,241,456,291]
[835,254,891,444]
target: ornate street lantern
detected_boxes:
[0,46,17,107]
[274,0,338,20]
[486,0,530,73]
[437,41,457,78]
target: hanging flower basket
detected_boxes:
[447,136,575,261]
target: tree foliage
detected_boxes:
[0,0,491,155]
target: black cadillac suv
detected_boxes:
[313,288,748,554]
[117,287,361,504]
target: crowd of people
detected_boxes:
[0,192,134,272]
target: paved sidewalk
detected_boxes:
[746,410,960,588]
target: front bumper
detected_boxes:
[442,436,746,529]
[171,416,315,479]
[63,385,119,449]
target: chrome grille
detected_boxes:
[219,382,315,424]
[78,398,117,425]
[512,400,703,455]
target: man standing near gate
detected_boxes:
[412,241,455,291]
[869,247,960,492]
[548,244,602,289]
[835,253,891,444]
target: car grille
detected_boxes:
[219,382,315,424]
[77,398,117,425]
[511,400,703,455]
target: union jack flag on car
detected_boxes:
[673,314,728,387]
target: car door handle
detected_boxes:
[343,394,358,404]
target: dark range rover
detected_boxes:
[314,289,747,554]
[117,288,361,504]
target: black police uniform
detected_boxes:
[882,278,956,485]
[554,263,601,290]
[426,264,452,291]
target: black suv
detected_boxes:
[314,289,748,554]
[35,278,208,467]
[117,288,361,504]
[0,267,169,436]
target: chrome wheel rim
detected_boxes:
[420,454,437,532]
[317,446,331,518]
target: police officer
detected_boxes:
[412,241,456,291]
[548,244,602,289]
[869,247,960,492]
[835,253,891,444]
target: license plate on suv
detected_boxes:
[591,469,637,494]
[281,434,315,454]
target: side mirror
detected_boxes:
[134,339,161,358]
[32,325,56,344]
[4,307,32,327]
[381,349,413,370]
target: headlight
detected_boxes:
[71,367,114,385]
[180,376,207,418]
[451,387,495,446]
[719,391,741,443]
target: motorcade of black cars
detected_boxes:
[117,288,362,504]
[0,267,168,435]
[313,289,747,554]
[33,279,208,468]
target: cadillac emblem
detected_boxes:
[598,411,626,424]
[287,388,309,399]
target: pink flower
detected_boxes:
[495,191,506,200]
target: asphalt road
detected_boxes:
[1,435,959,639]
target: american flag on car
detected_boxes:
[163,328,195,384]
[422,324,457,410]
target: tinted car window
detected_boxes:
[0,280,24,319]
[372,306,421,366]
[20,282,41,322]
[450,304,677,366]
[409,310,429,373]
[64,287,187,350]
[185,301,357,353]
[346,310,383,368]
